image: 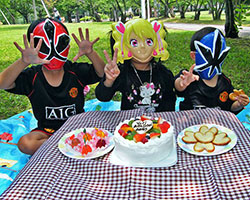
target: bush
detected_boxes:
[80,14,109,22]
[99,14,109,20]
[80,16,94,22]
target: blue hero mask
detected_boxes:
[194,29,230,80]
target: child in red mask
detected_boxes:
[0,18,105,155]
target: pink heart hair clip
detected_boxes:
[115,22,126,58]
[152,21,164,54]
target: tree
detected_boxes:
[0,0,16,24]
[207,0,224,20]
[55,0,80,22]
[10,0,33,23]
[193,0,205,20]
[158,0,175,18]
[175,0,192,19]
[225,0,239,38]
[113,0,127,23]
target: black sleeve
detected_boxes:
[164,69,177,111]
[69,61,101,85]
[5,66,36,96]
[95,75,118,102]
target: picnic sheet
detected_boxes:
[1,108,250,199]
[0,99,120,195]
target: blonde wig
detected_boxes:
[111,18,169,64]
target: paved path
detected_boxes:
[164,22,250,38]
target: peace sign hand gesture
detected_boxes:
[14,34,50,66]
[103,48,120,87]
[72,28,99,62]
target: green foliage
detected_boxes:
[99,14,109,20]
[234,3,250,30]
[79,14,109,22]
[80,16,94,22]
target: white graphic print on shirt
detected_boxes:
[46,104,76,120]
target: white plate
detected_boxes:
[110,136,177,168]
[58,128,114,159]
[177,124,237,156]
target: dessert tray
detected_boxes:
[58,128,114,159]
[177,124,237,156]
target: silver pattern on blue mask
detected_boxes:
[194,29,230,80]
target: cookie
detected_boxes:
[194,130,215,143]
[229,89,245,101]
[182,131,197,143]
[194,142,215,152]
[199,125,209,134]
[212,133,231,145]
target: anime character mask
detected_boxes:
[33,19,70,70]
[112,19,169,64]
[194,29,230,80]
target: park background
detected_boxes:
[0,0,250,119]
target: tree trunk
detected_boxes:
[24,15,29,23]
[225,0,238,38]
[170,7,175,18]
[94,11,102,22]
[164,4,170,18]
[67,11,72,23]
[109,8,113,21]
[194,10,200,20]
[180,6,185,19]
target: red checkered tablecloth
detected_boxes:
[1,108,250,200]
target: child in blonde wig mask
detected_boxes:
[96,18,176,112]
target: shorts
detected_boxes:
[31,128,56,136]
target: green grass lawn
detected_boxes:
[0,21,249,119]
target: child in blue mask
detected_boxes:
[174,27,249,114]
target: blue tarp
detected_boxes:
[0,98,249,195]
[236,98,250,130]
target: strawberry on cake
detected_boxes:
[110,115,176,167]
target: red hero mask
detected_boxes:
[33,19,70,70]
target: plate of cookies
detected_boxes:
[177,124,237,156]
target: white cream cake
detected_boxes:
[111,116,175,167]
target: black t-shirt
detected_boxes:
[175,70,236,113]
[6,60,100,131]
[95,60,176,112]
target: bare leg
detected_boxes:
[18,131,50,155]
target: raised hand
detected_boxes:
[103,48,120,85]
[72,28,99,62]
[179,64,199,87]
[14,34,50,65]
[236,94,250,107]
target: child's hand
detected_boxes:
[14,34,50,65]
[103,49,120,85]
[179,64,199,87]
[236,94,249,107]
[72,28,99,62]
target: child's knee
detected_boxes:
[17,135,30,153]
